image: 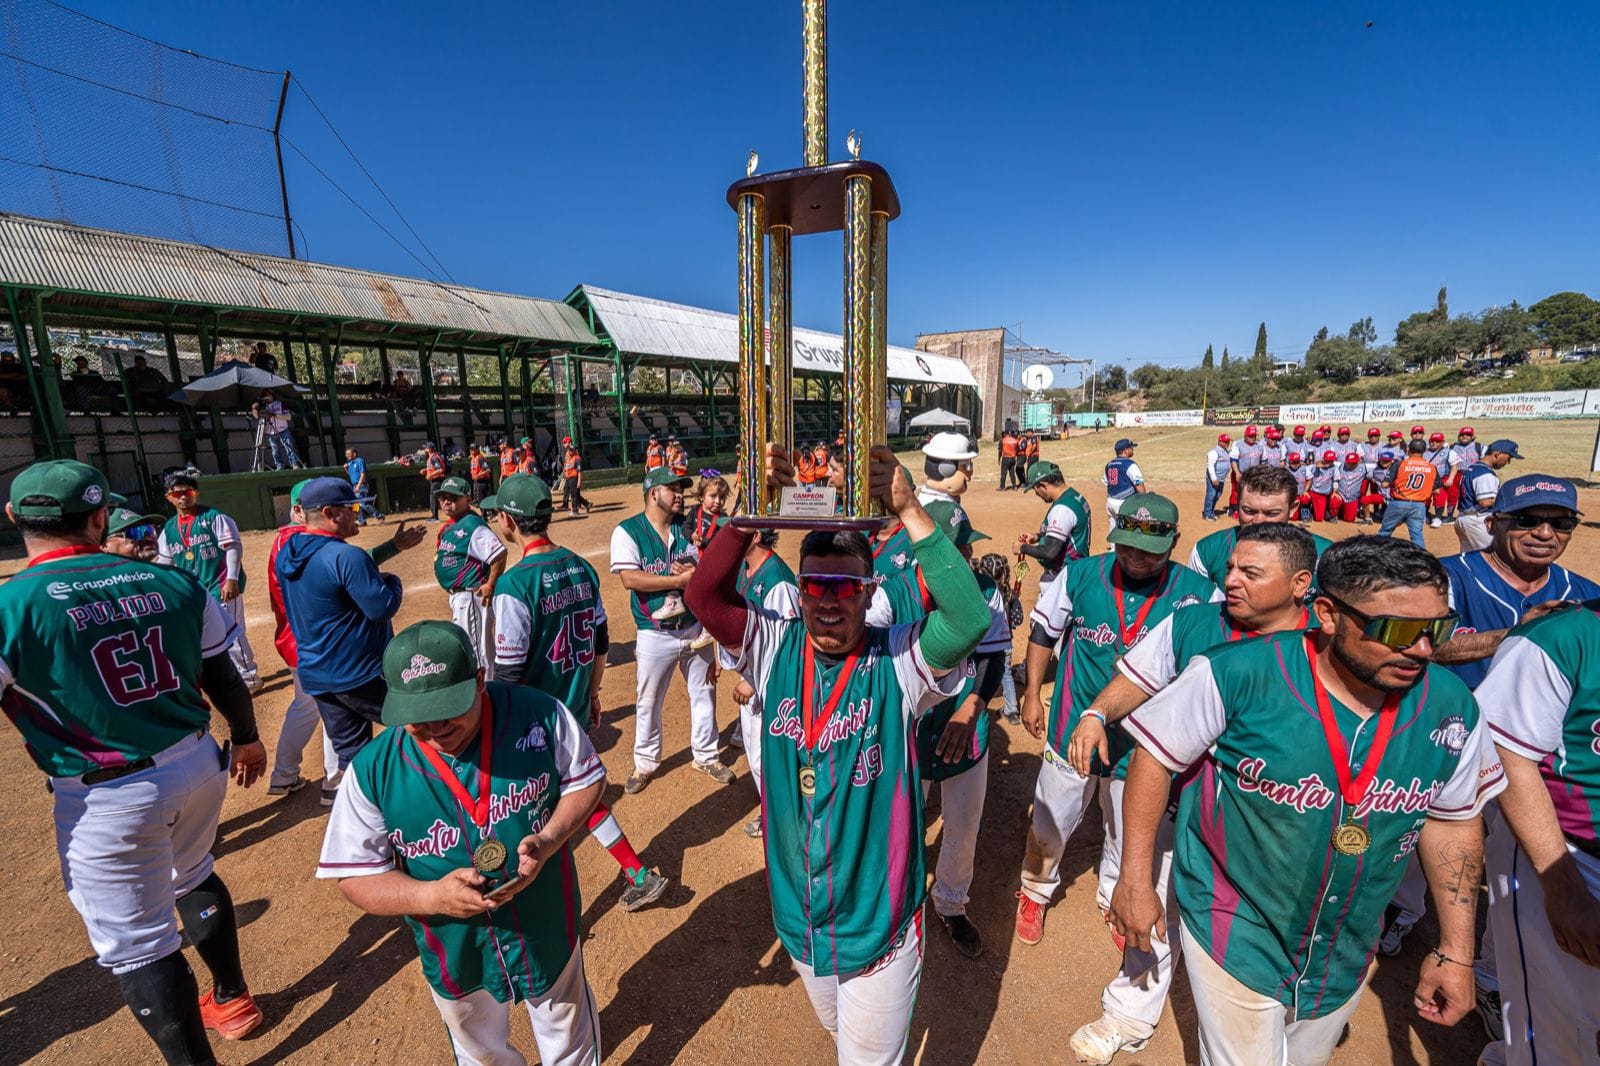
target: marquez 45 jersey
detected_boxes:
[493,546,607,729]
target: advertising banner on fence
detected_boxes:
[1466,390,1588,419]
[1314,402,1368,424]
[1205,406,1262,426]
[1280,405,1320,424]
[1363,396,1469,422]
[1114,409,1204,427]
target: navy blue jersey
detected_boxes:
[1104,457,1141,500]
[1441,550,1600,689]
[1458,463,1500,515]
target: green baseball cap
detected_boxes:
[495,473,551,517]
[642,467,693,493]
[924,499,990,548]
[437,476,471,497]
[1107,493,1180,553]
[478,493,499,511]
[289,478,314,507]
[9,459,124,517]
[381,621,483,726]
[107,506,161,537]
[1024,460,1062,489]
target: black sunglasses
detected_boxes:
[1503,512,1579,533]
[1322,593,1458,650]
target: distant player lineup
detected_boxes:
[2,418,1598,1066]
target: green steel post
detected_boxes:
[614,351,630,471]
[195,321,231,473]
[456,345,470,447]
[322,330,347,461]
[521,353,535,440]
[823,376,835,442]
[110,349,153,504]
[163,326,198,465]
[25,293,74,458]
[419,335,441,447]
[497,343,513,444]
[378,341,399,456]
[4,287,57,458]
[300,332,330,467]
[280,336,297,382]
[562,354,580,452]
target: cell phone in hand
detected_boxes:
[1124,943,1159,980]
[482,874,527,903]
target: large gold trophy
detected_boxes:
[728,0,897,532]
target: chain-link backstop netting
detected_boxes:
[0,0,291,255]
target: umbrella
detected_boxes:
[168,363,309,408]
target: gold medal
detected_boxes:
[472,839,507,874]
[1331,822,1371,856]
[184,550,195,561]
[798,766,817,797]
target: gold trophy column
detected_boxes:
[737,191,769,517]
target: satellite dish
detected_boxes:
[1021,365,1052,392]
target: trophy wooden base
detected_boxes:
[729,515,885,534]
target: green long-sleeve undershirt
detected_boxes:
[911,527,989,673]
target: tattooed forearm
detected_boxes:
[1433,839,1482,908]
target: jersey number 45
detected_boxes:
[546,609,598,673]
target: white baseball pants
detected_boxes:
[1455,513,1492,552]
[1478,818,1600,1066]
[793,909,924,1066]
[223,594,258,687]
[270,668,339,789]
[431,945,601,1066]
[1020,749,1117,907]
[50,731,227,973]
[1097,779,1181,1042]
[923,756,990,918]
[632,625,718,775]
[451,589,495,681]
[1180,922,1363,1066]
[738,696,763,795]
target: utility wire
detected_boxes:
[290,77,457,284]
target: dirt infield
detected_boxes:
[3,419,1594,1064]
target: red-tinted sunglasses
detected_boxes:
[797,573,875,600]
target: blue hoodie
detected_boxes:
[276,530,403,694]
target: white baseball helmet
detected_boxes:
[922,432,978,461]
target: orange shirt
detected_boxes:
[645,446,664,470]
[1026,436,1040,459]
[796,452,815,482]
[470,455,489,481]
[1391,456,1438,502]
[499,450,518,477]
[563,450,581,479]
[1001,435,1018,458]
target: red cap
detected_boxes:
[1293,424,1306,434]
[1217,433,1231,444]
[1265,426,1282,438]
[1320,424,1332,432]
[1322,450,1337,462]
[562,436,572,444]
[1388,430,1403,439]
[1367,428,1381,437]
[1430,432,1445,443]
[1411,425,1425,435]
[1337,426,1350,435]
[1244,425,1258,437]
[1460,426,1475,436]
[1287,451,1301,461]
[1344,452,1361,464]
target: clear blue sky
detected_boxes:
[57,1,1600,383]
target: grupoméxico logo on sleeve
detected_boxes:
[400,655,447,685]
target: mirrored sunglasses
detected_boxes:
[1325,593,1458,650]
[797,573,875,600]
[1114,515,1177,537]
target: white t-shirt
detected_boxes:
[265,400,291,434]
[316,702,605,880]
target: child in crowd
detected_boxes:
[974,553,1023,725]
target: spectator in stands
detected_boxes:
[123,353,168,409]
[497,440,518,485]
[645,435,665,471]
[259,389,303,470]
[248,341,279,376]
[344,446,383,526]
[420,441,448,521]
[70,355,102,382]
[389,370,417,409]
[668,437,689,478]
[469,445,493,502]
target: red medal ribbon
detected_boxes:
[26,543,103,568]
[1227,607,1309,642]
[1110,563,1168,648]
[1304,633,1400,810]
[520,536,554,557]
[412,697,494,829]
[177,513,196,551]
[801,638,864,751]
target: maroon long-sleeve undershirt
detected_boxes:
[684,523,755,647]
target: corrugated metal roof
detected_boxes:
[578,285,979,388]
[0,213,599,348]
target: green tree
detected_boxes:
[1347,316,1376,346]
[1312,325,1330,346]
[1129,362,1170,391]
[1201,344,1214,371]
[1305,332,1365,384]
[1528,291,1600,350]
[1479,302,1536,358]
[1433,285,1449,322]
[1098,364,1128,393]
[1252,322,1269,367]
[1220,346,1231,370]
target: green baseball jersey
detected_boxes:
[1475,602,1600,842]
[872,524,916,580]
[609,512,698,630]
[869,568,929,627]
[1187,525,1332,592]
[1031,554,1220,776]
[915,574,1007,781]
[1117,601,1317,695]
[158,505,244,598]
[733,612,961,976]
[317,682,605,1002]
[737,552,799,611]
[434,513,504,592]
[493,546,607,730]
[1124,632,1505,1019]
[0,547,235,777]
[1040,488,1092,567]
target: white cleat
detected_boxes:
[1069,1016,1149,1064]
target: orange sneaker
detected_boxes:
[1102,908,1127,954]
[1015,891,1045,945]
[199,988,263,1040]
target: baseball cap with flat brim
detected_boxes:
[496,474,552,517]
[1486,439,1524,459]
[10,459,124,516]
[923,499,990,547]
[382,621,482,726]
[107,506,162,537]
[1025,460,1062,489]
[1107,493,1180,553]
[643,467,693,493]
[478,493,499,511]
